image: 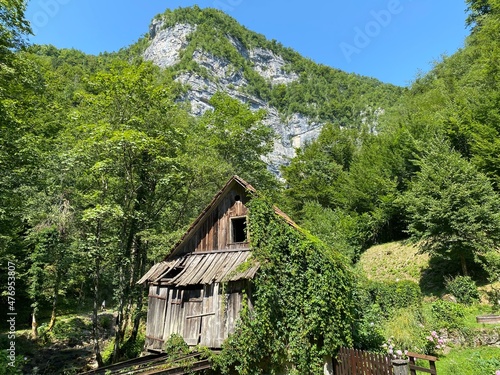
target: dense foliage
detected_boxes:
[3,1,500,372]
[215,198,354,375]
[282,0,500,281]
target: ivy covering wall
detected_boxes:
[214,197,355,375]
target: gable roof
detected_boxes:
[167,175,298,259]
[138,175,299,285]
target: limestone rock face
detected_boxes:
[143,21,321,173]
[144,21,196,68]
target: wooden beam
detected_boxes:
[186,312,216,319]
[407,351,438,362]
[409,364,436,374]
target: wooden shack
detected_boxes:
[138,176,296,351]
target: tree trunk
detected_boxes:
[31,307,38,339]
[48,272,61,331]
[461,254,468,276]
[93,255,104,367]
[112,266,126,363]
[91,218,104,367]
[128,239,148,345]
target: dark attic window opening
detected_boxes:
[163,267,183,280]
[231,216,247,243]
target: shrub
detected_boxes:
[486,286,500,312]
[352,303,385,351]
[51,317,91,345]
[98,315,113,330]
[382,307,426,353]
[445,276,480,305]
[366,280,422,316]
[430,300,466,330]
[164,334,190,360]
[0,351,27,375]
[424,330,447,356]
[101,338,115,365]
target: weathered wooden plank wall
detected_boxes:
[146,281,248,350]
[176,186,249,255]
[145,285,169,351]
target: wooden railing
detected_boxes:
[407,352,438,375]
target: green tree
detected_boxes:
[0,0,31,60]
[402,140,500,276]
[66,60,190,362]
[466,0,493,30]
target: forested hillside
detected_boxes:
[1,1,500,374]
[283,0,500,274]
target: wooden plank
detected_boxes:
[163,288,173,340]
[201,252,229,284]
[200,253,222,283]
[171,254,204,286]
[409,364,436,374]
[186,311,215,319]
[228,251,254,281]
[183,288,204,346]
[220,251,246,281]
[212,283,222,348]
[187,254,213,285]
[212,208,219,250]
[407,352,438,362]
[200,284,215,347]
[148,294,167,300]
[190,253,215,285]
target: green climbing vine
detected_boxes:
[213,197,355,375]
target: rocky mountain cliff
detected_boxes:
[139,7,402,173]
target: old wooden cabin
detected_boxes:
[138,175,296,351]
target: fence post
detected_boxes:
[392,359,409,375]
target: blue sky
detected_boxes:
[25,0,470,87]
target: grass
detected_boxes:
[358,241,440,293]
[359,241,493,297]
[359,242,428,283]
[437,347,500,375]
[360,241,500,375]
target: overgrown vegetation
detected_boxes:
[213,197,355,375]
[3,0,500,373]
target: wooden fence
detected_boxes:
[407,352,438,375]
[334,348,394,375]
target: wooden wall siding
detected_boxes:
[183,288,204,346]
[147,282,248,350]
[163,288,185,345]
[145,284,169,351]
[176,185,250,255]
[200,283,219,347]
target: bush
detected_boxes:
[382,307,426,353]
[352,303,385,351]
[445,276,480,305]
[0,352,27,375]
[164,334,190,360]
[430,300,466,330]
[486,286,500,312]
[101,338,115,365]
[366,280,422,316]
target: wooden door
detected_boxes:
[183,288,204,345]
[145,285,169,351]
